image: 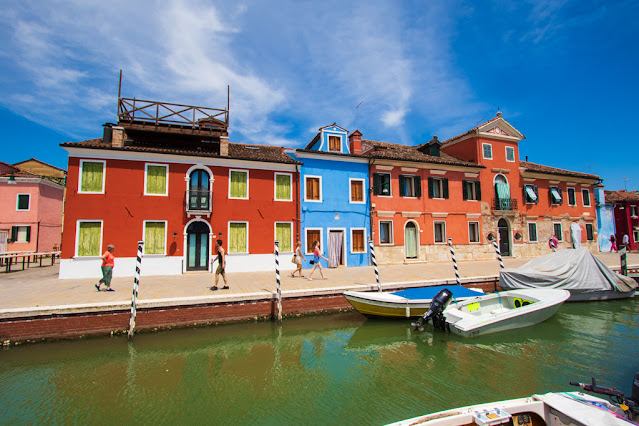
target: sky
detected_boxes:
[0,0,637,190]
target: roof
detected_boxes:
[13,158,67,173]
[60,138,301,165]
[0,169,66,186]
[361,139,483,168]
[605,190,639,203]
[520,161,599,180]
[441,115,502,146]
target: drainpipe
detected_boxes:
[36,221,40,252]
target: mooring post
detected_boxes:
[620,246,628,276]
[369,237,381,292]
[448,238,461,286]
[550,239,557,252]
[491,238,505,269]
[127,241,144,340]
[274,240,282,324]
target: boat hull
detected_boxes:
[567,288,636,301]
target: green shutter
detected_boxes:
[229,223,247,253]
[146,165,167,195]
[534,186,539,204]
[11,226,17,241]
[275,223,292,252]
[230,171,247,198]
[443,178,449,199]
[145,222,166,254]
[78,222,101,256]
[81,161,104,192]
[399,175,406,197]
[275,174,291,200]
[25,226,31,242]
[475,180,482,201]
[462,181,469,200]
[428,177,434,198]
[372,173,381,195]
[414,176,422,197]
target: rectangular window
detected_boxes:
[76,221,102,256]
[379,221,393,244]
[550,186,563,205]
[528,222,538,242]
[372,173,391,196]
[630,205,639,217]
[229,170,249,199]
[351,229,365,253]
[306,229,321,254]
[567,188,576,206]
[468,222,480,243]
[399,175,422,197]
[553,223,563,241]
[482,143,493,159]
[275,173,292,201]
[145,164,168,196]
[524,184,539,204]
[505,146,515,162]
[305,176,321,201]
[350,179,365,203]
[144,221,166,255]
[634,231,639,245]
[11,225,31,243]
[586,224,594,241]
[79,160,105,193]
[228,222,248,253]
[582,189,591,207]
[328,135,341,152]
[275,222,293,252]
[428,177,449,199]
[16,194,30,211]
[434,221,446,243]
[463,180,481,201]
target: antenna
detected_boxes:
[117,69,122,119]
[624,177,628,191]
[587,163,596,173]
[355,100,364,129]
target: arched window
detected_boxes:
[494,174,511,210]
[189,169,210,210]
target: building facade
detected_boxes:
[605,190,639,251]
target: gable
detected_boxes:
[477,117,524,141]
[307,124,350,154]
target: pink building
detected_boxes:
[0,168,65,254]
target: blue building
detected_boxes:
[287,124,370,268]
[594,183,615,252]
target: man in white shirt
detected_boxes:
[622,234,629,250]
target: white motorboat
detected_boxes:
[443,289,570,337]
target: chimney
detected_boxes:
[349,130,362,155]
[219,135,229,157]
[111,126,126,148]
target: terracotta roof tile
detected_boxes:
[441,115,502,146]
[605,190,639,203]
[361,139,483,168]
[520,161,599,180]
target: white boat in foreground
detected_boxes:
[387,391,636,425]
[443,289,570,337]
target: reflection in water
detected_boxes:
[1,301,638,425]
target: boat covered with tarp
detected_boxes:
[499,249,637,301]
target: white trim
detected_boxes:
[348,178,366,204]
[228,221,249,254]
[404,220,421,258]
[400,174,419,198]
[379,220,394,245]
[327,227,348,267]
[144,163,169,196]
[431,177,445,199]
[293,151,368,164]
[527,221,538,242]
[16,193,31,211]
[375,165,394,171]
[274,172,293,202]
[143,220,168,255]
[482,143,493,160]
[401,167,418,172]
[78,159,106,194]
[567,187,577,206]
[581,188,591,207]
[274,221,294,253]
[183,218,213,273]
[553,222,563,241]
[505,146,515,162]
[74,219,103,258]
[11,224,31,243]
[374,172,392,197]
[524,185,538,203]
[433,220,446,244]
[468,221,480,243]
[228,169,249,199]
[377,211,395,217]
[305,227,324,255]
[304,175,323,202]
[550,186,562,205]
[493,173,509,185]
[429,170,447,175]
[464,172,479,178]
[350,227,367,254]
[326,133,344,153]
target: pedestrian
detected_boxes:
[291,241,305,277]
[622,233,629,250]
[610,234,618,252]
[210,239,229,291]
[548,234,559,251]
[307,240,328,281]
[96,244,115,292]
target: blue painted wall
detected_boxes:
[594,186,615,252]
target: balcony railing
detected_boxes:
[186,190,212,213]
[118,98,228,132]
[492,198,518,211]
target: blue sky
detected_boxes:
[1,0,637,190]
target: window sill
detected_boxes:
[144,193,169,197]
[227,252,250,256]
[229,196,249,200]
[144,254,167,257]
[349,201,366,204]
[72,256,101,260]
[304,199,323,203]
[77,191,105,195]
[351,251,366,254]
[275,199,293,202]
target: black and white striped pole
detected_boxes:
[491,237,505,269]
[127,241,144,340]
[274,240,282,324]
[448,238,461,286]
[369,237,381,292]
[550,239,557,252]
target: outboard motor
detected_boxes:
[569,371,639,421]
[411,288,453,332]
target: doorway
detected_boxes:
[186,221,210,271]
[497,218,510,256]
[0,230,7,254]
[327,230,344,268]
[404,222,418,259]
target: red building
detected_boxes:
[59,98,300,278]
[605,190,639,251]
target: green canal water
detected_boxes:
[1,299,638,425]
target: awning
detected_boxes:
[551,187,562,203]
[525,186,537,201]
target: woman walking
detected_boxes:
[307,240,328,281]
[291,241,305,277]
[96,244,115,291]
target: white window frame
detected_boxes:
[16,193,31,211]
[227,221,249,254]
[553,222,563,241]
[468,221,480,243]
[466,180,480,201]
[379,220,394,245]
[228,169,249,200]
[431,177,445,199]
[550,186,562,205]
[567,187,576,206]
[142,220,167,256]
[528,222,538,242]
[12,225,30,243]
[327,134,343,152]
[634,231,639,244]
[434,221,447,244]
[349,178,366,204]
[585,223,595,241]
[350,228,367,254]
[401,175,419,198]
[143,163,169,196]
[304,175,323,203]
[78,159,106,194]
[74,219,103,257]
[375,172,392,197]
[305,227,323,255]
[581,188,591,207]
[274,221,294,253]
[505,146,515,162]
[630,205,639,218]
[524,184,538,204]
[482,143,493,160]
[274,172,293,202]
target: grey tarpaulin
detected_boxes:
[500,248,637,293]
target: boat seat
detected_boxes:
[490,307,510,315]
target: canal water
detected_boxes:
[1,299,638,425]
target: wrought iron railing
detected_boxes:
[492,198,518,211]
[118,98,228,131]
[187,190,212,212]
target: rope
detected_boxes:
[491,239,504,269]
[369,239,381,292]
[127,241,144,340]
[448,238,461,286]
[275,241,282,323]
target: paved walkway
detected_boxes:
[0,252,636,313]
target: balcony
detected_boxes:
[186,189,212,216]
[492,198,518,211]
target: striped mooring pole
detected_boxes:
[448,238,461,286]
[491,238,505,269]
[621,246,628,276]
[127,241,144,340]
[369,237,381,292]
[274,240,282,323]
[550,239,557,252]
